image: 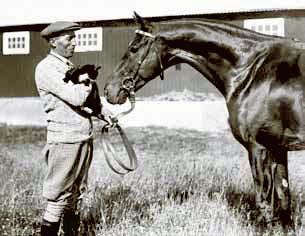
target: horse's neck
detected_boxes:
[161,22,276,99]
[169,46,269,101]
[169,48,229,93]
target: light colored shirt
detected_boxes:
[35,50,93,143]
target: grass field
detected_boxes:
[1,125,305,235]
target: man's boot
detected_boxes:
[62,212,80,236]
[41,219,60,236]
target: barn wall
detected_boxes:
[285,17,305,41]
[72,25,136,94]
[0,25,136,97]
[0,15,304,98]
[0,31,48,97]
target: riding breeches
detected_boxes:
[42,139,93,222]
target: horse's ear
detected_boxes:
[133,11,153,32]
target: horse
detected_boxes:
[104,13,305,231]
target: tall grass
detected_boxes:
[0,126,45,235]
[1,125,305,235]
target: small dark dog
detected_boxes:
[64,64,103,118]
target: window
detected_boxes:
[3,31,30,55]
[175,64,181,71]
[75,27,102,52]
[244,18,284,37]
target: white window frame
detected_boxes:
[244,18,285,37]
[3,31,30,55]
[75,27,103,52]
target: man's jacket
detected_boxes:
[35,51,94,143]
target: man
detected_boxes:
[35,21,111,235]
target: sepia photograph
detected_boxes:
[2,0,305,235]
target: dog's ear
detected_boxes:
[133,11,153,32]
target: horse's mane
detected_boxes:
[154,18,288,43]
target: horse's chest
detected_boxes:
[227,90,282,143]
[229,82,305,148]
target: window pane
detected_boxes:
[74,27,102,52]
[244,18,284,37]
[3,31,30,55]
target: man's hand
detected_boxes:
[99,107,117,127]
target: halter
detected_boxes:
[120,29,164,95]
[101,29,165,176]
[135,29,164,81]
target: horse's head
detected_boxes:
[104,12,168,104]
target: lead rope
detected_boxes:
[100,92,138,175]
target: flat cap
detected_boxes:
[41,21,81,39]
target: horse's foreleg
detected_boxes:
[272,149,292,227]
[248,142,273,221]
[248,142,292,228]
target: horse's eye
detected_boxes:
[130,46,138,53]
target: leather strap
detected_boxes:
[101,124,138,175]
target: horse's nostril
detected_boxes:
[104,89,108,97]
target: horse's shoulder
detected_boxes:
[262,41,305,65]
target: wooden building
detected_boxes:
[1,8,305,97]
